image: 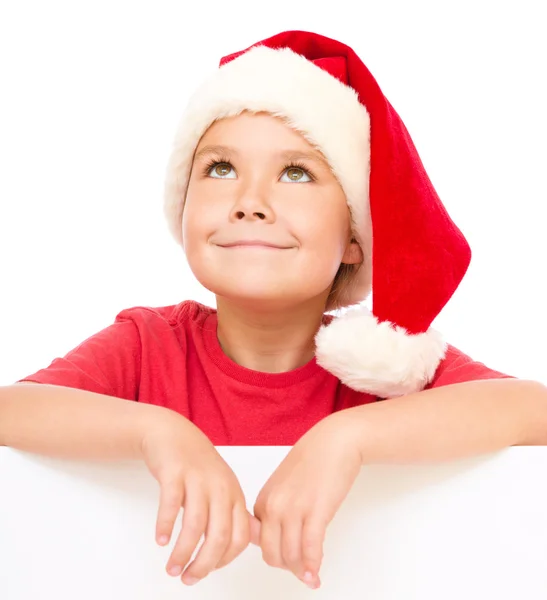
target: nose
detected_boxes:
[229,186,275,224]
[233,208,268,221]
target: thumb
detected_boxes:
[248,513,261,546]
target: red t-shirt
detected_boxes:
[17,300,514,445]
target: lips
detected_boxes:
[218,240,292,249]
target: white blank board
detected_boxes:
[1,447,547,599]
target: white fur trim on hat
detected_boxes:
[315,305,447,398]
[163,44,373,305]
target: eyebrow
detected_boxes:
[193,144,329,166]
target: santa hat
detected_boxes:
[163,30,471,399]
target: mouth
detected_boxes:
[219,244,292,250]
[217,241,294,250]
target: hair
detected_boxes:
[325,244,363,313]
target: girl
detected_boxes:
[1,30,546,592]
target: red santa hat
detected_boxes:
[163,30,471,399]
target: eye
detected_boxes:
[280,166,312,183]
[208,162,236,179]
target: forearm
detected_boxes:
[0,383,177,460]
[337,379,547,465]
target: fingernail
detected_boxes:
[303,571,320,589]
[169,565,182,576]
[303,571,314,584]
[158,535,169,545]
[183,575,200,586]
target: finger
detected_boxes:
[301,515,326,588]
[166,486,208,578]
[280,516,305,579]
[181,492,233,584]
[259,515,284,569]
[156,479,184,546]
[214,503,251,570]
[249,513,261,546]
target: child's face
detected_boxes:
[182,112,362,310]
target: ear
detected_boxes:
[341,237,363,266]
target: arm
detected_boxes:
[0,383,180,459]
[0,383,259,585]
[250,378,547,589]
[336,379,547,465]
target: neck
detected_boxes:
[215,296,328,373]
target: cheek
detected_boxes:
[181,198,208,261]
[183,183,217,241]
[292,196,350,251]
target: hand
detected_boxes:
[253,412,362,589]
[140,412,259,586]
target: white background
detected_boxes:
[1,0,545,385]
[2,446,547,599]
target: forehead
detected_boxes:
[195,112,329,165]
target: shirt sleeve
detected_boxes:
[425,343,516,389]
[15,318,141,401]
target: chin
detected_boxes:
[197,270,332,307]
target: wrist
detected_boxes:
[323,410,366,462]
[136,405,191,459]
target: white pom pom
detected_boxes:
[315,305,446,398]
